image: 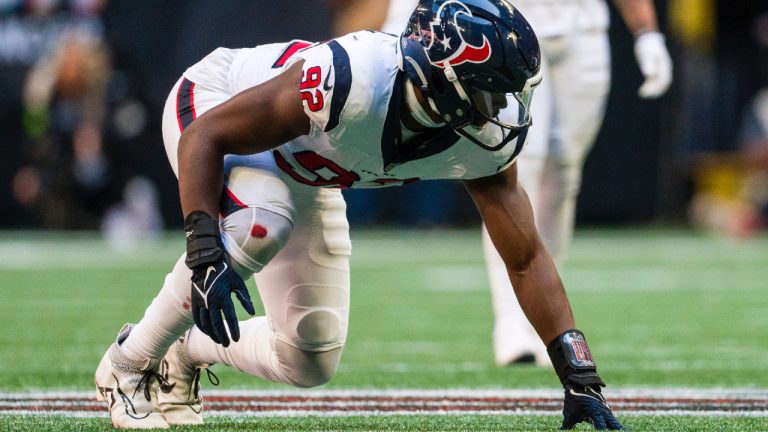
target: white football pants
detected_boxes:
[484,28,611,365]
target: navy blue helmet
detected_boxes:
[398,0,542,150]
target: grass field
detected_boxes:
[0,228,767,430]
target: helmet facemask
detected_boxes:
[439,62,542,151]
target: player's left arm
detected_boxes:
[464,164,574,344]
[178,61,309,219]
[177,61,310,346]
[612,0,673,98]
[464,166,624,430]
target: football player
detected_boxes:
[382,0,673,367]
[94,1,623,430]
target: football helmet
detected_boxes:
[398,0,542,150]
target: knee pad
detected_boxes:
[274,339,343,388]
[295,308,344,348]
[221,207,293,277]
[275,283,348,352]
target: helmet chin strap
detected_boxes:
[405,78,444,128]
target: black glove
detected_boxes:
[548,329,624,431]
[561,384,623,430]
[185,211,256,346]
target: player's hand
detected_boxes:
[184,210,255,347]
[634,31,672,99]
[560,384,624,430]
[190,257,255,347]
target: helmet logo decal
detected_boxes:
[423,1,493,68]
[432,36,490,68]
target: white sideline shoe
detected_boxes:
[157,334,218,425]
[494,344,553,368]
[493,321,552,368]
[95,324,170,429]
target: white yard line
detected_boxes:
[1,388,766,418]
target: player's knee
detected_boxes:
[274,339,343,388]
[281,284,348,350]
[288,310,346,387]
[220,207,293,278]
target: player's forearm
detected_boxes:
[464,172,577,344]
[508,250,576,346]
[178,125,226,219]
[612,0,659,35]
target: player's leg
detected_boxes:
[151,73,295,424]
[482,51,553,366]
[154,153,295,424]
[183,182,351,388]
[104,75,235,362]
[483,30,611,367]
[94,76,216,429]
[535,29,611,260]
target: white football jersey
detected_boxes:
[187,31,527,190]
[279,32,526,189]
[512,0,610,37]
[381,0,609,39]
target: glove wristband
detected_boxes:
[184,210,224,269]
[547,329,606,388]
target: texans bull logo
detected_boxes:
[421,0,492,68]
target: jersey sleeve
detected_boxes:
[287,40,353,136]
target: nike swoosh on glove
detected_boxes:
[191,259,255,347]
[634,31,673,99]
[561,385,624,430]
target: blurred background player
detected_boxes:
[8,0,164,244]
[9,0,114,229]
[363,0,673,366]
[688,87,768,237]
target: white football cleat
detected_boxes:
[157,334,217,425]
[494,341,552,367]
[493,319,552,368]
[95,324,170,429]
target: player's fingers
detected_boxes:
[560,415,577,430]
[209,306,230,347]
[199,307,218,344]
[592,415,607,430]
[638,61,672,98]
[606,415,624,430]
[656,50,673,88]
[222,297,240,343]
[638,78,663,99]
[234,282,256,316]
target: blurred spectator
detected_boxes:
[688,88,768,236]
[0,0,97,227]
[8,0,163,236]
[739,91,768,233]
[11,1,115,229]
[679,1,768,236]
